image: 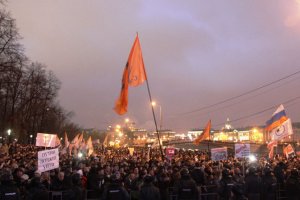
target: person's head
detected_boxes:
[264,167,272,175]
[0,173,13,185]
[143,175,153,184]
[248,167,256,175]
[58,171,64,181]
[180,168,189,177]
[291,168,298,177]
[222,168,231,178]
[72,173,82,186]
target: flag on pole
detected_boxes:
[64,132,69,148]
[283,144,295,158]
[265,104,288,132]
[269,118,293,141]
[194,120,211,145]
[267,140,277,159]
[114,34,147,115]
[86,136,94,157]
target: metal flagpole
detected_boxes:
[145,79,164,160]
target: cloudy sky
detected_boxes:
[7,0,300,132]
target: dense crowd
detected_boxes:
[1,142,300,200]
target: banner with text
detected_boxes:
[235,144,250,158]
[38,148,59,172]
[36,133,59,147]
[211,147,227,161]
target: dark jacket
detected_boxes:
[102,181,130,200]
[0,181,21,200]
[174,175,199,200]
[190,167,205,186]
[244,174,261,200]
[139,182,161,200]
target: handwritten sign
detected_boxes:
[235,144,250,158]
[38,148,59,172]
[211,147,227,161]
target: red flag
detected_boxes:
[267,140,277,159]
[194,120,211,145]
[115,34,147,115]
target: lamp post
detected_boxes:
[30,134,33,145]
[7,129,11,144]
[151,101,162,131]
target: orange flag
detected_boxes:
[115,34,147,115]
[194,120,211,145]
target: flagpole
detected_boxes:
[145,79,164,160]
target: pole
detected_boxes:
[159,105,162,131]
[207,131,210,157]
[145,79,164,160]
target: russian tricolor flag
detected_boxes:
[265,104,288,131]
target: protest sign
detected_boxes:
[36,133,60,147]
[38,148,59,172]
[211,147,227,161]
[166,147,175,157]
[235,144,250,158]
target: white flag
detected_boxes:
[270,118,293,141]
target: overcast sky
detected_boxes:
[7,0,300,132]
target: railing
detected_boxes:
[47,184,286,200]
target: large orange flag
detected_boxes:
[115,34,147,115]
[194,120,211,145]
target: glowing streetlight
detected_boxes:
[151,101,162,131]
[7,129,11,136]
[30,134,33,138]
[125,118,129,123]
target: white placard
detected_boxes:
[38,148,59,172]
[235,143,250,158]
[211,147,227,161]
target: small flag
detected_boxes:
[283,144,295,158]
[64,132,69,148]
[265,104,288,132]
[194,120,211,145]
[114,34,147,115]
[267,140,277,159]
[86,136,94,157]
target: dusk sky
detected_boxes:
[7,1,300,132]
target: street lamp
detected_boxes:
[151,101,162,131]
[7,129,11,144]
[29,134,33,145]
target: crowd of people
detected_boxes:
[0,142,300,200]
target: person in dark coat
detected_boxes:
[285,168,300,200]
[244,167,261,200]
[26,177,49,200]
[139,175,161,200]
[0,173,21,200]
[174,168,199,200]
[101,174,130,200]
[190,162,205,186]
[261,167,277,200]
[218,168,235,200]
